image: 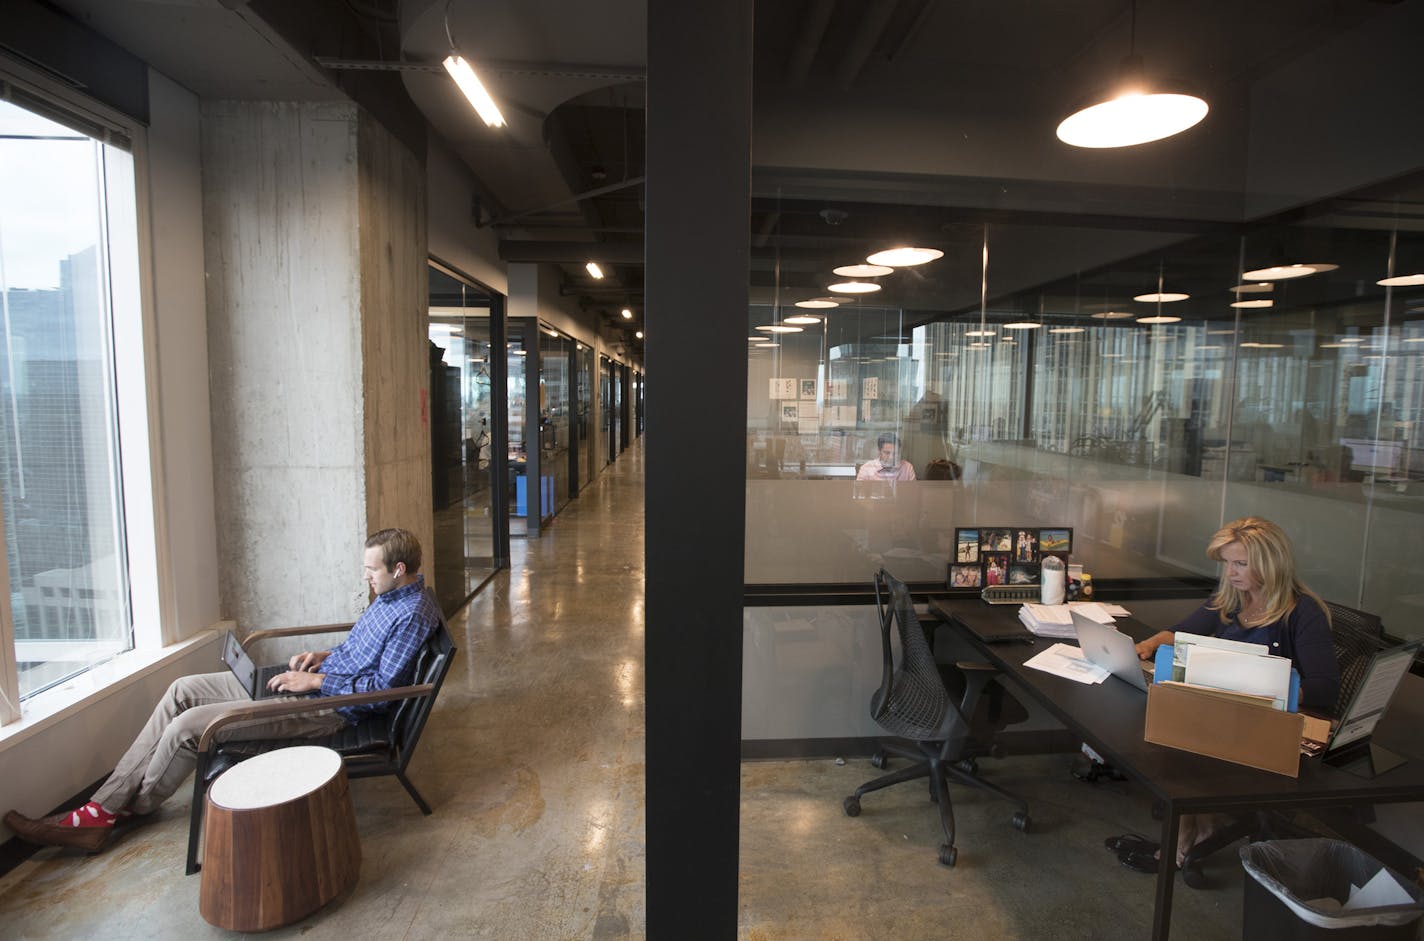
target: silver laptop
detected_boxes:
[1071,611,1151,692]
[220,630,287,700]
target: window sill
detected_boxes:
[0,626,228,751]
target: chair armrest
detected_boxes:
[196,682,434,753]
[957,661,998,673]
[239,622,357,651]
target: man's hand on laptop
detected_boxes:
[267,669,324,694]
[289,650,330,672]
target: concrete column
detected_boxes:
[202,101,431,627]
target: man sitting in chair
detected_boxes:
[4,527,440,854]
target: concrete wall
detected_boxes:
[358,111,435,572]
[202,101,371,626]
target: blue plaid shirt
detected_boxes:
[319,575,440,722]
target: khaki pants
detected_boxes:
[92,672,347,815]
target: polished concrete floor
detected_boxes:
[0,438,1249,939]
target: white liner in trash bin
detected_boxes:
[1241,839,1424,929]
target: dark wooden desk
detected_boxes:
[928,597,1424,941]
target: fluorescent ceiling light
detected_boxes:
[1337,337,1366,344]
[965,329,997,336]
[747,336,762,342]
[1379,273,1424,287]
[833,264,894,277]
[1133,292,1189,302]
[1240,342,1283,349]
[1402,337,1424,343]
[1049,326,1086,334]
[1003,321,1041,330]
[828,281,882,294]
[1241,263,1336,281]
[1207,328,1236,335]
[783,315,822,325]
[754,342,778,348]
[513,349,527,355]
[1136,315,1181,324]
[755,325,803,334]
[1319,342,1348,349]
[587,262,605,279]
[443,56,506,127]
[866,247,943,267]
[795,298,840,308]
[967,342,991,349]
[1091,311,1135,320]
[1230,299,1274,309]
[1231,282,1274,293]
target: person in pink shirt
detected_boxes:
[856,433,917,481]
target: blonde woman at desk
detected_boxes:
[1112,516,1341,874]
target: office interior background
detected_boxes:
[1,0,1423,934]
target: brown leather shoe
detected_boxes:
[4,809,114,853]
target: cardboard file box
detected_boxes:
[1144,682,1304,777]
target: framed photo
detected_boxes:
[862,377,879,400]
[955,529,980,563]
[949,564,982,588]
[781,404,799,422]
[949,526,1073,590]
[769,377,798,400]
[799,379,817,399]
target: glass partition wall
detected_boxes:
[745,204,1424,639]
[428,265,508,612]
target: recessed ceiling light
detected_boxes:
[1133,292,1189,303]
[1337,337,1366,344]
[1091,311,1135,319]
[1137,315,1182,324]
[795,298,840,308]
[828,281,882,294]
[965,329,997,336]
[755,325,803,334]
[1003,321,1041,330]
[833,264,894,278]
[1231,282,1274,293]
[621,308,633,319]
[1230,299,1275,309]
[866,247,943,267]
[1379,273,1424,287]
[1242,263,1337,281]
[1049,326,1086,334]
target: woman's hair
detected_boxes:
[1205,516,1327,625]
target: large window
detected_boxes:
[0,89,139,708]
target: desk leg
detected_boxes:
[1152,808,1179,941]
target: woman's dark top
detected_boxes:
[1173,594,1341,712]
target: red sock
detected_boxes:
[62,801,121,828]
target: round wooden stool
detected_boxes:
[199,745,361,931]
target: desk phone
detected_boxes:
[980,585,1039,605]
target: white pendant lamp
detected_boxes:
[1056,3,1207,149]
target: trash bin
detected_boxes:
[1241,839,1424,940]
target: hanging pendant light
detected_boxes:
[1056,3,1207,149]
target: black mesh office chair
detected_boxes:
[842,568,1029,867]
[1177,600,1391,888]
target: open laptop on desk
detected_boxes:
[220,630,288,700]
[1322,639,1422,778]
[1072,611,1152,692]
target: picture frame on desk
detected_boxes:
[949,526,1073,591]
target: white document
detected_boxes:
[1343,868,1414,911]
[1070,602,1126,623]
[1019,606,1076,639]
[1182,646,1292,708]
[1024,643,1110,684]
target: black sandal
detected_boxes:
[1104,833,1158,855]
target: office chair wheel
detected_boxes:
[1012,811,1031,833]
[842,796,861,817]
[954,758,979,775]
[1181,863,1207,889]
[938,844,958,867]
[870,750,889,769]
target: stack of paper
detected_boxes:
[1017,601,1132,638]
[1173,632,1292,710]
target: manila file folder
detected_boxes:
[1145,682,1304,777]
